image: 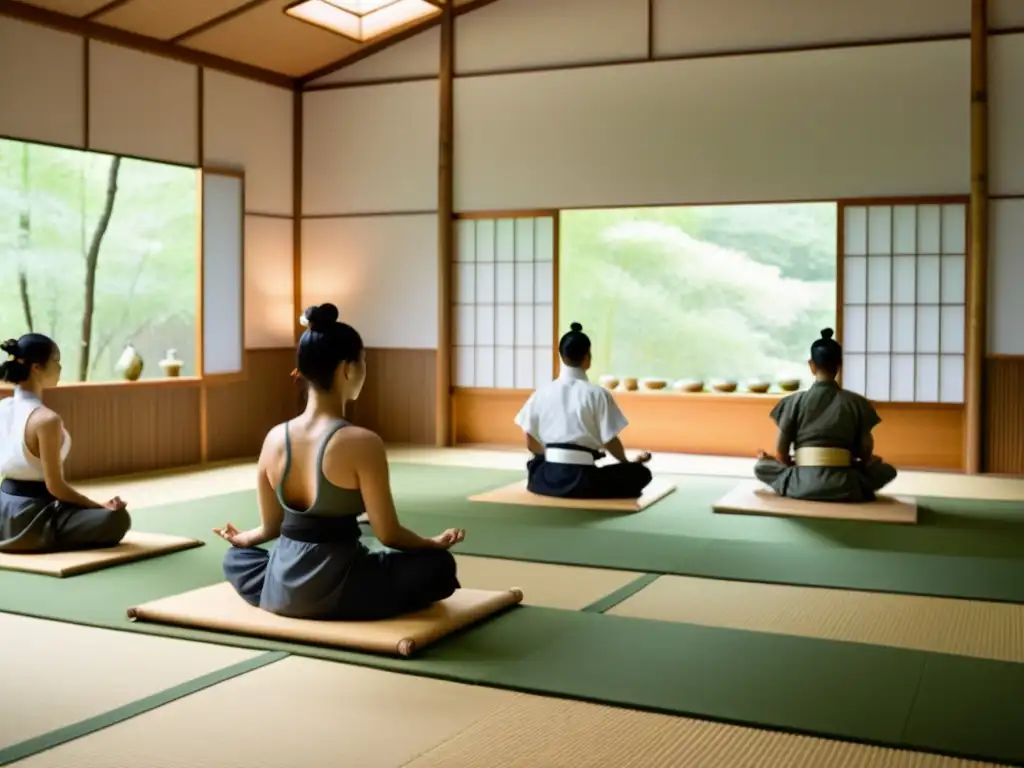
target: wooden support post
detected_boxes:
[965,0,989,474]
[436,1,455,447]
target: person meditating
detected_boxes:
[514,322,653,499]
[0,334,130,553]
[754,328,897,502]
[214,303,464,621]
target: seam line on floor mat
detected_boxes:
[582,573,660,613]
[0,650,289,766]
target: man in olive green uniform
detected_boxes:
[754,328,897,502]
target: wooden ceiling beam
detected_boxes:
[296,0,504,85]
[0,0,295,88]
[83,0,133,21]
[169,0,277,44]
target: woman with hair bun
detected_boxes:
[754,328,897,502]
[213,304,463,620]
[513,322,653,499]
[0,334,131,553]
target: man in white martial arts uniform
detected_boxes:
[514,322,653,499]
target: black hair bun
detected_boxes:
[304,303,340,330]
[570,322,583,333]
[820,328,834,340]
[1,338,19,355]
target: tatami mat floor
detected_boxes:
[3,447,1022,766]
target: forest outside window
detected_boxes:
[558,204,837,395]
[0,137,199,384]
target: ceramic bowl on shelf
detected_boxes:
[673,379,705,393]
[778,378,800,392]
[747,380,771,394]
[599,375,619,390]
[621,377,639,391]
[711,379,738,393]
[641,378,668,391]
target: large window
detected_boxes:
[0,138,198,383]
[558,204,837,390]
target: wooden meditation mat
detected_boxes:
[468,477,676,512]
[128,583,524,657]
[713,480,918,524]
[0,532,204,577]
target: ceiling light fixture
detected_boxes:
[285,0,442,43]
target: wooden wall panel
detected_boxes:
[205,348,299,462]
[0,381,203,480]
[0,348,297,480]
[984,357,1024,475]
[453,388,965,471]
[346,348,436,445]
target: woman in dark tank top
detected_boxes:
[214,303,465,620]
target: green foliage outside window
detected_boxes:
[558,203,837,388]
[0,138,198,383]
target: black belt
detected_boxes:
[280,511,361,544]
[544,443,605,460]
[0,478,51,499]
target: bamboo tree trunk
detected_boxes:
[18,144,34,332]
[78,156,121,382]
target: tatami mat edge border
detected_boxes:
[582,573,660,613]
[0,651,289,766]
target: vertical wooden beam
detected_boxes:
[965,0,989,474]
[293,88,304,343]
[436,1,455,446]
[646,0,654,60]
[197,66,207,462]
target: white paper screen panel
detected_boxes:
[453,216,555,390]
[455,0,647,75]
[88,42,198,166]
[202,172,245,376]
[989,199,1024,356]
[841,202,966,404]
[990,34,1024,196]
[299,214,439,349]
[202,70,294,216]
[244,215,294,349]
[992,0,1024,29]
[653,0,969,58]
[302,82,439,215]
[453,40,968,211]
[310,26,440,85]
[0,18,84,148]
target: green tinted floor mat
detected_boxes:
[380,463,1024,602]
[0,478,1022,763]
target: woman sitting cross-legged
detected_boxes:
[0,334,130,553]
[214,303,465,621]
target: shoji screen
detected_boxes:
[201,169,245,378]
[840,201,967,403]
[453,215,556,389]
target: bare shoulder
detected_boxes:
[28,405,63,432]
[327,424,385,456]
[261,422,288,450]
